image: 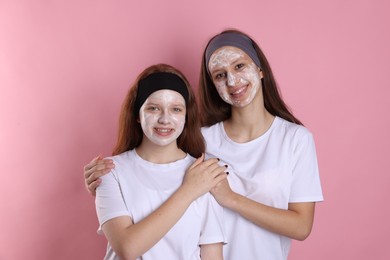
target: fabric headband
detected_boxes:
[134,72,189,113]
[205,32,262,70]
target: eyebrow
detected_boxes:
[210,56,244,71]
[231,57,242,64]
[169,103,186,107]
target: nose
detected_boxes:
[157,110,170,124]
[227,72,238,87]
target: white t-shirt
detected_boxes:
[95,150,226,260]
[202,116,323,260]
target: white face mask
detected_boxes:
[139,89,186,147]
[208,46,262,107]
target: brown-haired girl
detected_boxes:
[198,29,323,259]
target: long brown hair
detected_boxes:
[113,64,205,157]
[198,29,303,126]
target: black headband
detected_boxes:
[134,72,189,113]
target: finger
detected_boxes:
[208,165,228,178]
[84,156,113,172]
[83,155,102,172]
[85,164,111,184]
[86,167,112,185]
[213,173,228,185]
[84,164,96,179]
[95,154,103,161]
[205,161,227,175]
[199,157,220,168]
[88,179,101,196]
[96,158,115,169]
[191,158,218,173]
[84,159,114,179]
[85,167,109,183]
[189,153,205,170]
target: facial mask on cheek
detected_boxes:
[237,64,261,106]
[211,51,261,107]
[139,90,186,146]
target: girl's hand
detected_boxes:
[210,178,236,207]
[181,154,228,201]
[84,155,115,196]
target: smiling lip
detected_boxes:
[154,128,174,136]
[230,85,248,99]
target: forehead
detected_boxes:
[208,46,251,68]
[145,89,185,104]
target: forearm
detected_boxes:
[104,187,194,259]
[226,193,315,241]
[200,243,224,260]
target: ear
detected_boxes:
[259,69,264,79]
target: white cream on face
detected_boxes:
[139,89,186,147]
[208,46,261,107]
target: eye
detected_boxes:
[172,107,184,113]
[214,72,226,80]
[235,63,244,70]
[146,106,159,111]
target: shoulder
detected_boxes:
[179,154,197,168]
[274,118,318,158]
[201,123,221,138]
[275,117,313,140]
[102,150,134,180]
[106,150,133,166]
[201,123,219,133]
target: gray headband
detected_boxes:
[205,32,261,70]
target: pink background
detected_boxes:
[1,0,389,259]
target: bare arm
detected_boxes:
[102,188,195,260]
[200,243,224,260]
[101,156,228,259]
[211,179,315,241]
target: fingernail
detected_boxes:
[226,172,229,175]
[224,164,228,168]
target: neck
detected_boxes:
[224,96,274,143]
[136,140,186,164]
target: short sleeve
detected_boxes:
[199,193,227,245]
[289,130,324,203]
[95,169,130,234]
